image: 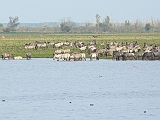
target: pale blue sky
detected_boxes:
[0,0,160,23]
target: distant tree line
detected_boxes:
[0,15,160,33]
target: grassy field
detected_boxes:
[0,33,160,58]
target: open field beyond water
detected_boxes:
[0,33,160,58]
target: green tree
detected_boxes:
[3,27,11,32]
[0,23,3,27]
[103,16,110,26]
[60,22,70,32]
[145,23,151,31]
[7,17,19,31]
[101,16,112,32]
[95,14,101,27]
[60,18,75,32]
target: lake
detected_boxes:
[0,59,160,120]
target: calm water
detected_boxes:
[0,59,160,120]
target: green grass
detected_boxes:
[0,33,160,58]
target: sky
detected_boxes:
[0,0,160,23]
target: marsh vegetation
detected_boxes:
[0,33,160,59]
